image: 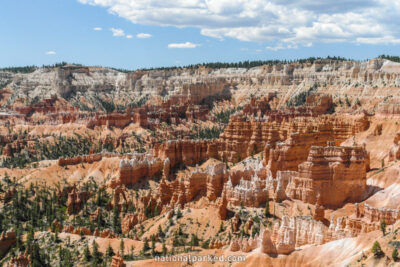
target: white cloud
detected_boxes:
[93,27,102,31]
[45,51,56,55]
[78,0,400,48]
[266,43,298,51]
[136,33,152,39]
[126,34,133,39]
[168,42,199,49]
[110,28,124,37]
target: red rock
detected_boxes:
[8,250,30,267]
[121,213,138,234]
[0,230,16,258]
[118,153,163,186]
[111,252,126,267]
[285,144,368,207]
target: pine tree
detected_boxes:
[158,225,164,238]
[142,239,149,254]
[83,245,91,261]
[162,242,167,256]
[189,233,199,248]
[106,243,115,258]
[151,238,156,257]
[372,241,384,258]
[219,221,224,233]
[92,240,102,264]
[393,248,399,262]
[176,208,182,218]
[380,220,386,236]
[264,199,270,218]
[120,239,125,256]
[112,206,121,233]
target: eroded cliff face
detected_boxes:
[4,59,400,267]
[2,58,400,110]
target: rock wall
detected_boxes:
[285,144,369,207]
[153,139,218,168]
[4,59,400,109]
[117,153,163,187]
[0,230,16,258]
[156,160,226,208]
[58,153,102,166]
[219,112,369,164]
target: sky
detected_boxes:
[1,0,400,69]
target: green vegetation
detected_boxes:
[393,248,399,262]
[287,83,318,107]
[190,125,223,140]
[137,56,349,71]
[380,219,386,236]
[264,199,270,218]
[372,241,384,258]
[0,56,351,75]
[213,108,237,124]
[0,134,116,168]
[378,54,400,63]
[0,66,37,73]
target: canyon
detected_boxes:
[1,58,400,266]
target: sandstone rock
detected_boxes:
[118,153,163,186]
[217,192,228,220]
[111,252,126,267]
[121,213,138,234]
[7,250,30,267]
[285,144,368,207]
[0,230,16,258]
[231,213,241,233]
[58,153,102,166]
[313,195,325,221]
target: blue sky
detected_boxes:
[1,0,400,69]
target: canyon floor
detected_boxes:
[1,58,400,266]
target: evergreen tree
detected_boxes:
[112,206,121,233]
[120,239,125,256]
[189,233,199,248]
[380,220,386,236]
[176,208,182,218]
[264,200,270,218]
[142,239,149,254]
[92,240,102,264]
[106,243,115,258]
[372,241,384,258]
[151,238,156,257]
[219,221,224,233]
[393,248,399,262]
[83,245,91,261]
[158,225,164,239]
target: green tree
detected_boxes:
[112,206,121,233]
[106,243,115,258]
[372,241,384,258]
[189,233,199,248]
[120,238,125,256]
[264,200,270,218]
[83,245,91,262]
[219,221,224,233]
[162,242,167,256]
[142,239,149,254]
[158,225,164,239]
[393,248,399,262]
[380,220,386,236]
[92,240,102,264]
